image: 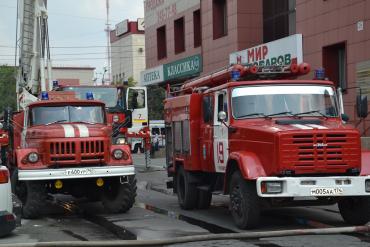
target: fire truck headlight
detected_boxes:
[365,180,370,192]
[28,152,39,163]
[113,149,123,160]
[113,115,119,123]
[261,181,283,194]
[116,137,126,145]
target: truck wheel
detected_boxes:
[102,175,137,213]
[338,197,370,225]
[12,176,46,219]
[197,190,212,209]
[229,171,260,229]
[176,166,198,209]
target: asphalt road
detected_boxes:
[1,153,370,247]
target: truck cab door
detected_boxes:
[126,87,148,133]
[213,90,229,173]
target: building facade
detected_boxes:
[110,19,146,84]
[296,0,370,136]
[141,0,264,86]
[142,0,370,135]
[49,66,95,86]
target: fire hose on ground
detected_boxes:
[2,226,370,247]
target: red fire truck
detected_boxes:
[4,0,137,219]
[164,63,370,229]
[2,93,137,219]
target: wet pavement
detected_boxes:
[2,154,370,246]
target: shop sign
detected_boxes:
[164,54,202,80]
[144,0,200,28]
[229,34,303,66]
[140,65,164,86]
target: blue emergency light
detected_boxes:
[314,68,325,80]
[41,91,49,100]
[86,92,94,100]
[231,70,241,81]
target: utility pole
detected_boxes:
[104,0,112,85]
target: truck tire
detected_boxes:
[176,166,198,209]
[338,197,370,225]
[12,173,46,219]
[102,175,137,213]
[229,171,260,229]
[197,190,212,209]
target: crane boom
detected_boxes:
[16,0,52,110]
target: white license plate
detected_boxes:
[65,168,94,176]
[310,187,344,196]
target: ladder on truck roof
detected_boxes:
[167,63,311,97]
[16,0,53,110]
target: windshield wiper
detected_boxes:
[45,119,67,125]
[266,111,293,117]
[293,110,328,118]
[238,113,270,119]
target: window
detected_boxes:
[174,17,185,54]
[128,88,146,109]
[263,0,296,43]
[63,87,118,107]
[31,106,105,126]
[231,85,339,119]
[193,10,201,48]
[213,0,227,39]
[203,95,213,123]
[323,42,347,90]
[157,25,167,60]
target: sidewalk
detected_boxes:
[133,154,173,195]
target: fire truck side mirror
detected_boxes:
[356,95,368,118]
[0,122,3,129]
[218,111,227,121]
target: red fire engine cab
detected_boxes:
[165,63,370,229]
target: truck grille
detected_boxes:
[280,132,360,174]
[47,140,106,164]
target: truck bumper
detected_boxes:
[256,176,370,197]
[18,165,135,181]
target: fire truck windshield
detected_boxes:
[63,87,118,108]
[30,105,105,126]
[232,85,339,119]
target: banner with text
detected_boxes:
[140,65,164,86]
[164,54,202,81]
[229,34,303,67]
